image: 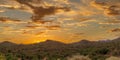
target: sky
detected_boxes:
[0,0,120,44]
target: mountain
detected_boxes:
[0,38,120,48]
[0,38,120,60]
[21,40,68,51]
[0,41,16,47]
[71,40,92,45]
[35,40,66,45]
[0,38,120,49]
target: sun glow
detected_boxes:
[20,38,47,44]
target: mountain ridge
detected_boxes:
[0,38,120,60]
[0,37,120,45]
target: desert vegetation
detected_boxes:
[0,53,6,60]
[106,56,120,60]
[67,54,91,60]
[0,38,120,60]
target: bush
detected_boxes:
[89,55,106,60]
[5,53,18,60]
[0,53,6,60]
[97,48,110,55]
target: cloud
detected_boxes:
[35,31,45,35]
[25,25,41,29]
[0,0,33,14]
[0,0,21,8]
[0,10,6,12]
[1,0,120,42]
[44,25,61,30]
[69,33,84,39]
[32,7,70,22]
[0,17,21,23]
[13,0,95,24]
[106,6,120,16]
[15,0,70,23]
[91,0,120,16]
[99,19,120,25]
[2,26,13,31]
[109,28,120,32]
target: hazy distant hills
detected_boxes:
[0,38,120,60]
[0,38,120,50]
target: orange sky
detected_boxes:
[0,0,120,44]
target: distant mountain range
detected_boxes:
[0,38,120,60]
[0,38,120,50]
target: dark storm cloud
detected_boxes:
[15,0,70,23]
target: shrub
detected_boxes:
[0,53,6,60]
[5,53,18,60]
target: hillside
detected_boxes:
[0,38,120,60]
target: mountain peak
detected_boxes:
[80,40,90,43]
[1,41,13,44]
[43,40,64,44]
[35,40,66,46]
[45,39,54,42]
[0,41,16,46]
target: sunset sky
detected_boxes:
[0,0,120,44]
